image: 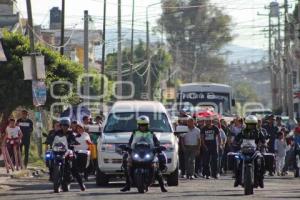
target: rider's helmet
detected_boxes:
[245,115,258,129]
[137,115,150,126]
[60,117,71,127]
[245,115,258,124]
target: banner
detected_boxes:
[22,56,46,80]
[32,80,47,106]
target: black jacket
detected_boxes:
[235,128,266,145]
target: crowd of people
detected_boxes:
[175,112,300,181]
[1,110,104,176]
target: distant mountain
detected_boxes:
[221,44,268,64]
[96,28,267,64]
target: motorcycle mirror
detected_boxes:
[42,133,48,138]
[119,144,129,151]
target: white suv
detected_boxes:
[96,101,179,186]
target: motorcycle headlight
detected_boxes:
[145,154,151,159]
[133,153,140,159]
[102,144,116,153]
[161,143,174,152]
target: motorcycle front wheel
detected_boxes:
[53,165,62,193]
[244,164,254,195]
[135,170,145,193]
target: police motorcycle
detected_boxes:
[120,139,166,193]
[235,139,263,195]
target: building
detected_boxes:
[38,7,102,70]
[0,0,19,31]
[50,7,61,30]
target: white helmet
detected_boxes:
[245,115,258,124]
[137,115,150,125]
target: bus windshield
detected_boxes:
[177,91,231,115]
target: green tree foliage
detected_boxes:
[234,82,258,103]
[159,0,233,82]
[106,40,172,99]
[0,31,84,128]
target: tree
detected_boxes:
[105,40,172,99]
[234,82,259,103]
[0,31,84,132]
[159,0,233,83]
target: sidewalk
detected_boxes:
[0,164,11,191]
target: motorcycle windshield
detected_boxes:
[131,136,154,150]
[52,136,68,150]
[241,139,256,149]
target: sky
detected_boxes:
[16,0,296,52]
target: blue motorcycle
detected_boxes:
[235,140,263,195]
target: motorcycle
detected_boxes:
[294,143,300,177]
[235,139,262,195]
[50,141,74,193]
[120,142,166,193]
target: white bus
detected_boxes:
[176,83,235,116]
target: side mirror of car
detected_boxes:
[174,125,189,136]
[119,144,130,152]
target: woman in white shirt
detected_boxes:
[3,118,23,171]
[74,123,92,180]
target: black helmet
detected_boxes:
[60,117,71,126]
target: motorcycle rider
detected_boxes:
[234,115,266,188]
[50,118,86,192]
[121,115,167,193]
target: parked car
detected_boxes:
[96,101,179,186]
[245,109,272,118]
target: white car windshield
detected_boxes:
[104,112,172,133]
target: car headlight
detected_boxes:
[101,144,116,152]
[161,143,174,152]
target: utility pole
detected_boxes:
[60,0,65,55]
[269,13,277,112]
[26,0,43,158]
[277,11,283,112]
[84,10,89,100]
[25,0,37,80]
[101,0,106,104]
[130,0,135,85]
[117,0,122,98]
[146,10,151,100]
[283,0,289,115]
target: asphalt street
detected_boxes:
[0,174,300,200]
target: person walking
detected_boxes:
[195,118,205,177]
[17,110,33,168]
[274,131,287,176]
[201,117,221,179]
[3,118,23,171]
[263,115,278,176]
[181,117,201,180]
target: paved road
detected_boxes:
[0,175,300,200]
